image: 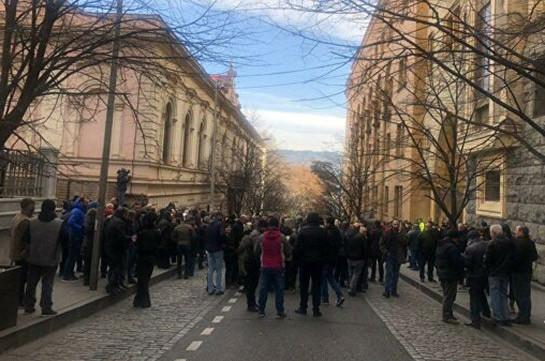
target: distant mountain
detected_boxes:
[280,150,340,166]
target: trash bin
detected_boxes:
[0,265,21,331]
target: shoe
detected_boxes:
[429,279,437,283]
[322,301,330,306]
[391,292,400,298]
[41,309,58,316]
[494,320,512,327]
[512,318,531,325]
[465,322,481,329]
[313,310,322,317]
[61,276,78,282]
[383,292,391,298]
[336,297,345,307]
[127,278,136,285]
[420,278,425,282]
[482,312,491,318]
[443,318,459,325]
[83,280,90,286]
[208,292,215,296]
[119,284,129,290]
[247,306,258,313]
[24,308,36,315]
[369,279,376,283]
[215,291,224,296]
[100,273,107,279]
[258,312,265,318]
[183,275,189,280]
[276,313,287,320]
[348,291,356,297]
[451,315,458,321]
[295,308,307,316]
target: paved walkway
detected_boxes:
[400,265,545,356]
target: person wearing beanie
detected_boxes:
[23,199,64,316]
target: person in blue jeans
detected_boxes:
[379,220,407,298]
[205,214,226,295]
[63,197,88,282]
[254,218,292,319]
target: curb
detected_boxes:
[400,273,545,361]
[0,268,177,355]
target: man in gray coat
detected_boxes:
[23,199,64,316]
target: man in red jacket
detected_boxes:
[254,217,292,319]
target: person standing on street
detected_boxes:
[418,222,439,282]
[105,207,130,294]
[345,223,368,297]
[485,224,515,327]
[436,230,465,325]
[206,213,227,295]
[238,219,267,312]
[254,218,292,319]
[369,221,384,283]
[133,211,161,308]
[512,225,539,325]
[9,198,35,306]
[322,217,345,307]
[380,220,407,298]
[172,216,196,279]
[407,224,421,270]
[294,212,328,317]
[23,199,64,316]
[63,197,88,281]
[464,230,491,329]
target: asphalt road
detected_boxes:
[159,289,414,361]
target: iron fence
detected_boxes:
[0,150,45,198]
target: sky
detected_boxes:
[183,1,369,152]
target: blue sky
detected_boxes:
[189,1,367,151]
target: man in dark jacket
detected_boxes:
[321,217,345,307]
[407,224,421,270]
[418,222,439,282]
[369,221,383,283]
[157,210,174,269]
[512,226,539,325]
[23,200,64,316]
[436,230,465,324]
[63,197,88,281]
[485,224,515,326]
[463,230,490,329]
[105,207,130,294]
[238,219,267,312]
[294,212,328,317]
[205,213,226,295]
[380,220,407,298]
[345,223,368,297]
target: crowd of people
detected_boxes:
[8,197,540,328]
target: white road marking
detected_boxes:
[174,359,187,361]
[201,327,214,335]
[187,341,203,351]
[212,315,224,323]
[228,298,238,304]
[222,306,232,312]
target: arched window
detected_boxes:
[162,102,173,164]
[231,137,237,169]
[182,112,192,167]
[220,133,227,161]
[197,118,206,169]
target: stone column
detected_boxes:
[40,147,59,199]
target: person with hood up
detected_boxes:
[254,217,292,319]
[23,200,64,316]
[63,197,88,281]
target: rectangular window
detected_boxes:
[394,186,403,218]
[384,186,389,217]
[535,57,545,117]
[484,170,501,202]
[474,104,489,127]
[475,2,491,96]
[385,133,391,157]
[396,124,403,157]
[398,58,407,90]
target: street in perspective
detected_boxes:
[0,1,545,361]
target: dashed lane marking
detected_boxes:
[228,298,238,304]
[212,316,224,323]
[201,327,214,335]
[186,341,203,351]
[222,306,232,312]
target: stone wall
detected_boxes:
[466,143,545,284]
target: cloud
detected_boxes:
[255,109,345,151]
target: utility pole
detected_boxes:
[208,81,218,212]
[89,0,123,290]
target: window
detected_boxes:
[197,118,206,169]
[162,102,173,164]
[475,3,491,96]
[398,57,407,90]
[394,186,403,218]
[181,112,192,167]
[534,57,545,117]
[385,133,391,157]
[484,170,501,202]
[396,124,403,157]
[474,104,489,128]
[383,186,390,218]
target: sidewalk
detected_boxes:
[0,267,176,354]
[399,266,545,361]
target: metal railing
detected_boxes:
[0,150,45,198]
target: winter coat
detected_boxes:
[254,229,292,269]
[105,213,129,263]
[345,228,368,261]
[485,235,514,278]
[9,213,31,262]
[325,225,342,263]
[464,239,488,280]
[81,212,96,257]
[435,236,464,282]
[136,229,160,265]
[294,225,329,265]
[513,235,538,275]
[238,229,261,266]
[407,229,420,251]
[68,199,86,241]
[418,229,440,257]
[379,228,408,264]
[369,227,383,258]
[25,217,63,267]
[172,223,196,248]
[205,220,226,252]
